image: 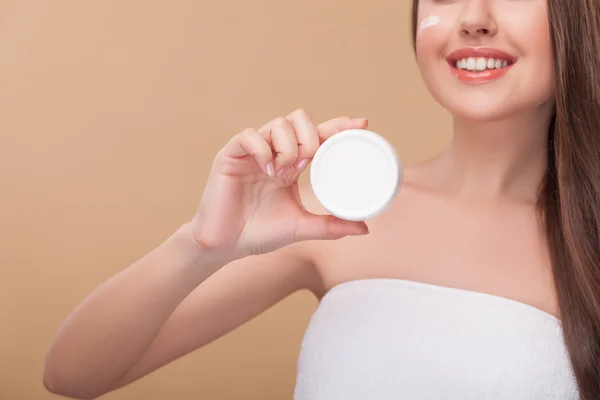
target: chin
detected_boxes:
[430,91,519,124]
[442,101,522,123]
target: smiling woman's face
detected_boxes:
[414,0,555,122]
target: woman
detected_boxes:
[44,0,599,398]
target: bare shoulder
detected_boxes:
[301,161,448,292]
[298,164,436,298]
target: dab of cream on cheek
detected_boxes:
[418,16,440,34]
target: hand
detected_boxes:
[190,109,370,258]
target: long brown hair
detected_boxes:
[411,1,600,398]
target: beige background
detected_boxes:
[0,1,451,399]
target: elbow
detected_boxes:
[43,362,105,400]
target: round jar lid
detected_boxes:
[310,129,402,221]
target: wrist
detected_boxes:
[174,222,241,270]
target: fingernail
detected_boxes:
[352,118,368,124]
[266,162,275,177]
[296,159,309,171]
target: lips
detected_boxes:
[446,47,518,64]
[445,47,518,84]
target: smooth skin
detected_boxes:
[43,112,371,399]
[44,0,558,399]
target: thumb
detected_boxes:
[294,212,369,242]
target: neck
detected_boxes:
[433,106,554,203]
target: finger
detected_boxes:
[225,128,275,176]
[257,117,299,175]
[286,109,320,172]
[294,212,369,242]
[316,116,369,143]
[285,115,369,182]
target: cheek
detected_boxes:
[500,10,552,59]
[414,21,450,83]
[414,5,457,61]
[415,18,445,61]
[500,11,554,95]
[525,19,553,71]
[414,31,454,113]
[530,28,554,98]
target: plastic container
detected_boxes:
[310,129,402,221]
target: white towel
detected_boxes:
[294,278,579,400]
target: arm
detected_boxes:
[43,112,369,400]
[43,222,322,400]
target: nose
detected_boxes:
[459,0,497,38]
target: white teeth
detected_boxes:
[466,57,476,70]
[455,57,512,71]
[475,58,487,71]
